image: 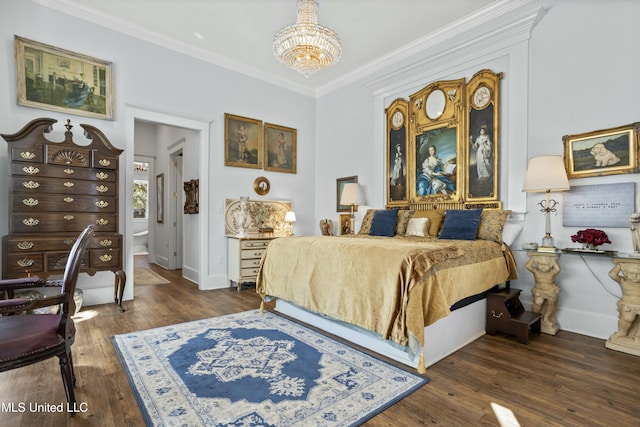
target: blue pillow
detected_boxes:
[369,209,399,237]
[438,209,483,240]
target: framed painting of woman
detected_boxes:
[264,123,297,173]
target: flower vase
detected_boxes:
[582,243,596,251]
[236,197,249,237]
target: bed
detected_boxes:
[256,207,518,373]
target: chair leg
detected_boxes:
[69,349,77,386]
[59,351,77,414]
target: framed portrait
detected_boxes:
[339,214,353,235]
[224,113,263,169]
[336,175,358,212]
[408,78,465,204]
[264,123,297,173]
[563,123,640,179]
[466,70,502,201]
[14,36,113,120]
[386,98,409,207]
[156,174,164,224]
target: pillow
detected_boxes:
[412,209,445,236]
[405,217,430,237]
[369,209,399,237]
[395,210,415,235]
[502,221,524,246]
[477,210,512,243]
[438,209,483,240]
[358,209,377,234]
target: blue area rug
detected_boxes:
[112,310,428,426]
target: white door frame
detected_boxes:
[125,106,210,290]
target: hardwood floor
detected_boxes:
[1,258,638,426]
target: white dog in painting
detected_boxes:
[590,143,620,167]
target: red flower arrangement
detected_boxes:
[570,228,611,247]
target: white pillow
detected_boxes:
[405,217,430,237]
[502,221,524,246]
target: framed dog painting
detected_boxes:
[563,123,640,179]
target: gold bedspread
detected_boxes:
[256,235,516,348]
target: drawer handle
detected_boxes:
[17,241,34,250]
[64,181,74,188]
[96,172,109,180]
[252,251,263,256]
[491,310,504,319]
[99,159,111,167]
[22,180,40,189]
[96,218,109,226]
[99,254,113,262]
[64,215,74,221]
[23,166,39,175]
[96,185,109,193]
[20,151,36,160]
[22,198,39,206]
[96,200,109,208]
[100,239,113,247]
[17,258,35,267]
[23,218,39,226]
[63,197,74,203]
[64,239,75,245]
[64,168,74,175]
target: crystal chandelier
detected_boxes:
[273,0,341,78]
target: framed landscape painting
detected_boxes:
[224,113,263,169]
[265,123,297,174]
[14,36,113,120]
[563,123,639,179]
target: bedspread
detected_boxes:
[256,235,515,349]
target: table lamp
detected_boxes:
[340,183,365,234]
[522,156,570,249]
[284,211,296,236]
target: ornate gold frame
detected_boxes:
[563,123,640,179]
[253,176,271,195]
[385,98,409,207]
[224,113,263,169]
[264,123,297,174]
[385,70,502,211]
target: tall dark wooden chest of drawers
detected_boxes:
[1,117,126,310]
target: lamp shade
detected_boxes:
[284,211,296,222]
[522,156,570,192]
[340,183,365,205]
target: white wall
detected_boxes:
[0,0,316,305]
[313,0,640,340]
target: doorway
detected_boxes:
[126,106,211,290]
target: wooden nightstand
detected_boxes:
[486,289,542,344]
[227,235,277,291]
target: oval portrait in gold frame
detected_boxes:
[253,176,270,196]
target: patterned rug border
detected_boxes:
[112,310,429,426]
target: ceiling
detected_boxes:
[35,0,498,96]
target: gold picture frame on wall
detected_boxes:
[385,98,409,207]
[336,176,358,212]
[466,69,502,201]
[224,113,263,169]
[563,123,640,179]
[14,36,113,120]
[408,78,466,204]
[264,123,297,174]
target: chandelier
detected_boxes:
[273,0,342,78]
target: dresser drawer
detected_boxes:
[13,177,117,196]
[12,193,117,213]
[6,253,44,275]
[11,213,118,233]
[5,233,121,252]
[11,146,44,163]
[241,248,267,260]
[44,251,89,272]
[240,258,262,269]
[240,239,272,250]
[12,163,117,182]
[240,267,261,278]
[89,248,121,269]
